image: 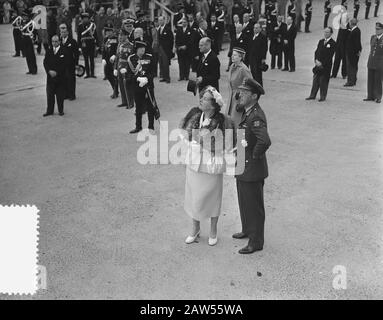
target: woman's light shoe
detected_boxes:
[185,231,200,244]
[208,237,218,246]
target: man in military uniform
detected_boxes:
[77,12,98,78]
[114,30,134,108]
[233,78,271,254]
[21,11,37,75]
[128,41,156,133]
[364,22,383,103]
[288,0,297,23]
[11,13,24,57]
[208,13,223,54]
[121,18,136,43]
[305,0,313,33]
[324,0,331,28]
[102,23,119,99]
[60,23,79,100]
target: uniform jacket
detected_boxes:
[305,2,313,16]
[346,26,362,65]
[77,22,98,48]
[235,103,271,182]
[114,40,134,79]
[61,36,79,66]
[367,34,383,70]
[196,50,220,91]
[102,35,118,64]
[128,53,154,88]
[43,46,67,83]
[158,24,174,59]
[314,38,336,76]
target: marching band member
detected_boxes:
[305,0,313,33]
[11,13,24,57]
[324,0,331,28]
[77,12,98,78]
[127,41,156,133]
[114,29,135,109]
[21,11,37,75]
[102,23,119,99]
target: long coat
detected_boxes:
[225,62,252,127]
[367,34,383,71]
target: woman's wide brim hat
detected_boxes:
[187,80,198,96]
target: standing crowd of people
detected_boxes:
[4,0,383,254]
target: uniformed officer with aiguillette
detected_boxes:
[128,41,156,133]
[114,29,134,108]
[233,78,271,254]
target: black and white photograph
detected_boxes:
[0,0,383,303]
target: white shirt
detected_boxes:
[54,46,60,54]
[377,33,383,41]
[203,49,211,61]
[62,37,67,44]
[351,26,357,32]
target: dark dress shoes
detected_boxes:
[343,83,353,87]
[305,97,315,100]
[318,98,326,102]
[84,75,90,79]
[363,98,374,101]
[129,128,142,134]
[281,68,289,71]
[12,54,20,57]
[110,93,118,99]
[43,113,53,117]
[376,99,381,103]
[159,78,166,82]
[117,104,127,108]
[90,75,97,78]
[238,242,263,254]
[59,112,64,116]
[232,232,247,239]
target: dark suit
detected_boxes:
[235,103,271,249]
[43,47,67,114]
[332,27,350,78]
[229,32,249,59]
[77,22,98,77]
[61,36,79,99]
[309,38,336,100]
[175,26,194,80]
[22,32,37,74]
[248,33,268,86]
[367,34,383,100]
[242,21,254,40]
[269,21,286,69]
[190,28,211,71]
[196,50,220,92]
[208,21,222,54]
[158,25,174,81]
[283,24,297,71]
[365,0,372,19]
[345,26,362,85]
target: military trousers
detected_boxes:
[367,68,382,100]
[236,179,265,249]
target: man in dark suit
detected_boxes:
[43,35,67,117]
[248,23,268,86]
[175,18,194,81]
[241,13,254,40]
[364,22,383,103]
[344,18,362,87]
[282,16,297,72]
[269,15,286,70]
[233,78,271,254]
[208,13,222,54]
[196,37,220,92]
[157,15,174,83]
[306,27,336,102]
[191,19,213,71]
[59,23,79,101]
[374,0,380,17]
[331,7,350,79]
[228,24,249,68]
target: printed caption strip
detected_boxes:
[0,205,40,295]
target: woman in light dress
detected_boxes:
[225,47,253,127]
[180,86,235,246]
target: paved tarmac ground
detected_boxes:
[1,1,383,299]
